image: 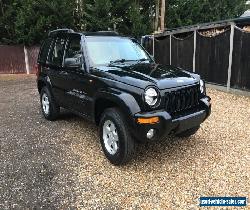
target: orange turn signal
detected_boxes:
[137,117,160,124]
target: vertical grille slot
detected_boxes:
[165,85,200,114]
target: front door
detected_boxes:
[63,34,93,119]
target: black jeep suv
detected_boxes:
[37,29,211,165]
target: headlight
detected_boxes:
[200,80,205,94]
[145,87,159,106]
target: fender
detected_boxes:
[94,87,141,123]
[37,75,53,94]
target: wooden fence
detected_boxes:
[0,45,40,74]
[142,17,250,91]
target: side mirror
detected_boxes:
[64,55,82,68]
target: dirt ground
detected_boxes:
[0,75,249,209]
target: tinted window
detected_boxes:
[48,38,66,66]
[64,36,82,60]
[39,38,52,63]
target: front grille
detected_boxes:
[165,85,200,114]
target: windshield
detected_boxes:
[85,36,151,67]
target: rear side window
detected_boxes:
[38,38,53,63]
[47,38,66,66]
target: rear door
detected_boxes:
[46,36,67,105]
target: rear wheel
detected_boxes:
[40,86,60,121]
[175,126,200,138]
[99,108,136,165]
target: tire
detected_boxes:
[40,86,60,121]
[175,126,200,138]
[99,108,136,165]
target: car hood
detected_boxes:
[92,63,199,90]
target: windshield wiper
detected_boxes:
[136,58,150,63]
[109,59,134,65]
[109,58,150,66]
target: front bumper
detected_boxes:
[132,96,211,142]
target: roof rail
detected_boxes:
[98,31,119,35]
[82,31,119,36]
[49,28,74,37]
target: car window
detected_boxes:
[64,36,82,60]
[39,38,53,63]
[47,38,66,66]
[85,37,150,66]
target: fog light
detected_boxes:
[147,129,155,139]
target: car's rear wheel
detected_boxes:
[175,126,200,138]
[40,86,60,121]
[99,108,135,165]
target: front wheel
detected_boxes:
[99,108,135,165]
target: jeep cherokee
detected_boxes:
[36,29,211,165]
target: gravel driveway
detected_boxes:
[0,75,249,209]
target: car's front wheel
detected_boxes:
[40,86,60,121]
[99,108,135,165]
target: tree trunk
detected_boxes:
[160,0,165,31]
[0,0,4,17]
[155,0,160,31]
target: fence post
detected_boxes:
[193,30,197,73]
[227,22,235,91]
[170,34,172,65]
[24,46,30,75]
[152,35,155,57]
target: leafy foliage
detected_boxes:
[0,0,19,44]
[82,0,151,38]
[0,0,247,45]
[15,0,76,45]
[167,0,247,28]
[83,0,114,31]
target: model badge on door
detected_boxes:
[67,89,86,99]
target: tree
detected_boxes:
[138,0,155,34]
[0,0,247,45]
[128,1,147,38]
[14,0,76,45]
[167,0,246,28]
[160,0,166,31]
[110,0,131,35]
[154,0,160,31]
[83,0,117,31]
[0,0,20,44]
[82,0,153,37]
